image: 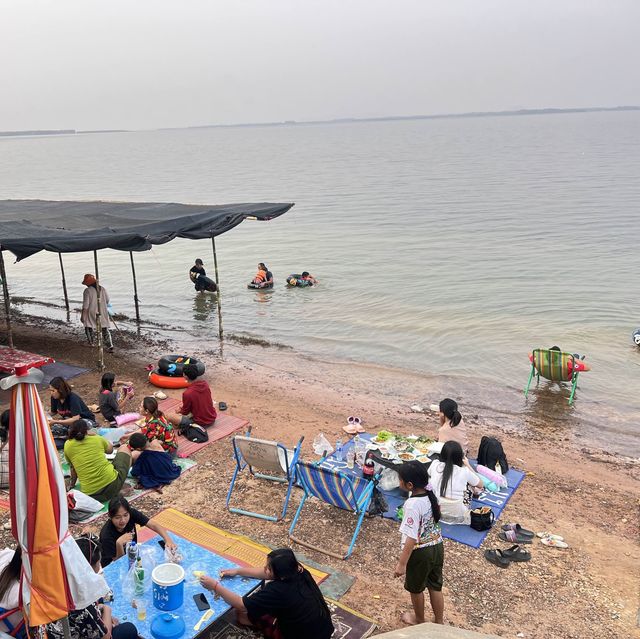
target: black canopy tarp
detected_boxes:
[0,200,294,261]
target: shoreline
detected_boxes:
[0,316,639,637]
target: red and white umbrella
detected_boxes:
[1,365,106,628]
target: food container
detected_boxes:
[152,563,185,611]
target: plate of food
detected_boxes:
[416,455,430,463]
[398,452,416,461]
[373,430,394,444]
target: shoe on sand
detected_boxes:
[541,537,569,549]
[153,391,168,400]
[537,531,564,541]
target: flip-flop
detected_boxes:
[144,364,154,372]
[410,404,424,413]
[153,391,167,400]
[343,424,359,435]
[501,523,535,538]
[536,531,564,541]
[484,549,510,568]
[498,530,532,544]
[541,537,569,549]
[347,416,365,433]
[501,544,531,562]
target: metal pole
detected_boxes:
[93,251,104,371]
[58,253,70,313]
[129,251,141,326]
[0,249,13,348]
[211,235,223,341]
[62,615,72,639]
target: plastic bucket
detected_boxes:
[152,563,185,611]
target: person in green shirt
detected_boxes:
[64,419,132,502]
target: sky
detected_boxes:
[1,0,639,131]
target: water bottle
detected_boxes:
[127,541,137,568]
[134,556,145,596]
[335,439,343,461]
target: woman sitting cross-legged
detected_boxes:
[199,548,334,639]
[428,440,482,525]
[128,432,181,493]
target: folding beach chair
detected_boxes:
[524,348,581,405]
[226,429,303,522]
[289,461,378,560]
[0,607,26,639]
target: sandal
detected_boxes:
[501,523,534,538]
[501,544,531,562]
[347,416,365,433]
[536,531,564,541]
[541,537,569,549]
[484,549,510,568]
[498,530,532,544]
[153,391,168,400]
[343,424,359,435]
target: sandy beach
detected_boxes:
[1,315,639,639]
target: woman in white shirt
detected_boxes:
[0,547,23,634]
[429,441,482,524]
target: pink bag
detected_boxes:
[115,412,140,426]
[476,464,507,487]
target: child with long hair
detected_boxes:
[394,461,445,626]
[99,372,134,425]
[125,397,178,456]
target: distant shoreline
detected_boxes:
[1,105,639,138]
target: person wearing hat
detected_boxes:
[80,274,113,351]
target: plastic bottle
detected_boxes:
[362,451,375,481]
[134,556,145,596]
[126,541,137,568]
[346,450,355,470]
[335,439,343,461]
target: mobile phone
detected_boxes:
[193,593,210,611]
[158,540,166,550]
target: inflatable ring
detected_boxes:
[247,282,274,290]
[286,273,312,288]
[149,370,189,389]
[158,355,205,378]
[633,328,640,346]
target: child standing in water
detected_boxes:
[394,461,444,626]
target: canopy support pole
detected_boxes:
[57,253,70,313]
[93,251,104,371]
[0,249,13,348]
[211,236,223,341]
[129,251,141,327]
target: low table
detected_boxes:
[0,346,54,374]
[103,534,260,638]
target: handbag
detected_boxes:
[469,506,494,531]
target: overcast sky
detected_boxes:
[2,0,638,131]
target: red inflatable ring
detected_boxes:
[149,370,189,389]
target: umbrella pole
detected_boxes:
[57,253,70,314]
[0,249,13,348]
[211,235,223,341]
[129,251,141,329]
[93,250,104,371]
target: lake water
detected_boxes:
[1,111,639,452]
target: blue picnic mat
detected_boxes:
[321,435,525,549]
[38,361,89,386]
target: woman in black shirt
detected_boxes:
[200,548,333,639]
[48,377,95,425]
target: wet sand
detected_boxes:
[1,316,639,638]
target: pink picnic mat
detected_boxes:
[158,397,248,457]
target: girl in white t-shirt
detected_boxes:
[394,461,444,627]
[429,441,482,524]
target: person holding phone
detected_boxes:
[199,548,334,639]
[99,494,176,567]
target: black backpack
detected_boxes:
[477,436,509,474]
[181,423,208,443]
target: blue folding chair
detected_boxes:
[289,460,379,559]
[226,429,303,522]
[0,607,26,639]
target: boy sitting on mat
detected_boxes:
[166,363,217,431]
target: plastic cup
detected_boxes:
[135,599,146,621]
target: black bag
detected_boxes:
[470,506,495,531]
[367,486,389,516]
[50,423,69,450]
[477,436,509,474]
[181,423,208,443]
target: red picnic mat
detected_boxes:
[0,346,54,374]
[158,397,248,457]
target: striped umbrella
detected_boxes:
[0,365,107,629]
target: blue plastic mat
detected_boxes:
[321,435,525,549]
[38,361,89,386]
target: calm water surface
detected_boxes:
[1,112,639,450]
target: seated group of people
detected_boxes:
[39,362,217,499]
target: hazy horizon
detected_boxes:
[2,0,639,131]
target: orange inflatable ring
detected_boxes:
[149,370,189,389]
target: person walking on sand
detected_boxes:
[394,461,445,626]
[80,273,113,351]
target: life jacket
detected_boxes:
[253,270,267,282]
